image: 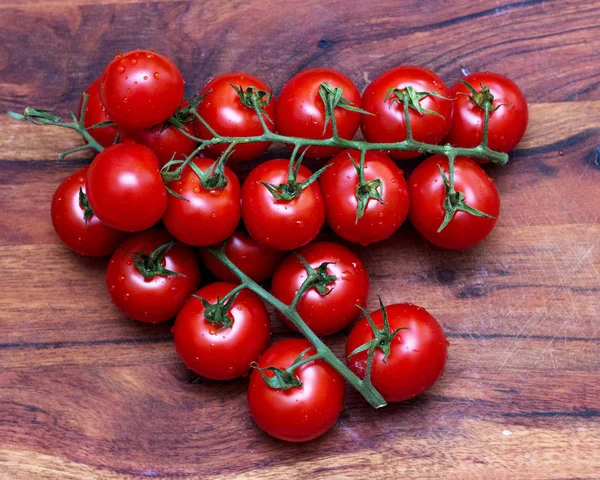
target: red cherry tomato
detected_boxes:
[276,68,361,159]
[271,241,369,336]
[86,143,167,232]
[408,155,500,250]
[173,282,270,380]
[195,72,276,162]
[100,50,184,130]
[319,150,409,246]
[346,303,448,403]
[162,157,241,246]
[106,229,200,323]
[51,166,126,256]
[360,66,453,160]
[241,159,325,251]
[248,338,345,442]
[199,231,284,283]
[78,78,118,148]
[445,72,528,154]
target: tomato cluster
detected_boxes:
[42,49,528,442]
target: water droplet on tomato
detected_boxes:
[118,275,125,281]
[134,81,138,85]
[143,75,148,81]
[124,76,128,80]
[131,58,138,65]
[154,72,160,80]
[109,285,116,291]
[123,293,131,301]
[117,66,126,74]
[211,213,217,218]
[123,98,128,103]
[296,220,304,227]
[127,88,132,94]
[114,53,123,59]
[147,53,153,59]
[193,186,200,194]
[237,306,243,311]
[341,270,353,280]
[77,176,84,184]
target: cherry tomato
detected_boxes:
[241,159,325,251]
[271,241,369,336]
[248,338,345,442]
[445,72,528,154]
[120,104,197,167]
[86,143,167,232]
[106,229,200,323]
[195,72,276,162]
[360,66,453,160]
[199,231,284,283]
[319,150,409,246]
[100,50,184,130]
[346,303,448,403]
[51,166,126,256]
[162,157,241,246]
[78,77,118,148]
[408,155,500,250]
[173,282,270,380]
[276,68,361,159]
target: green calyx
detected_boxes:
[164,94,206,131]
[348,151,385,222]
[261,153,330,201]
[385,85,450,118]
[78,187,94,227]
[458,81,505,112]
[294,254,337,297]
[194,291,240,333]
[318,82,372,135]
[132,241,185,280]
[230,84,274,124]
[251,347,320,391]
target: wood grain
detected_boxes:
[1,0,599,479]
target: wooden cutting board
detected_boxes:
[1,0,599,478]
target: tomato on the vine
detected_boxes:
[346,303,448,403]
[248,338,345,442]
[445,72,528,154]
[241,159,325,251]
[271,241,369,336]
[173,282,270,380]
[100,50,184,130]
[276,68,362,159]
[51,166,126,256]
[319,150,409,246]
[199,231,284,283]
[162,157,241,246]
[408,155,500,250]
[78,78,118,149]
[86,143,167,232]
[106,229,200,323]
[195,72,276,162]
[360,66,453,160]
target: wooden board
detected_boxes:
[1,0,599,478]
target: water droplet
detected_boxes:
[77,176,84,184]
[123,293,131,301]
[341,270,353,280]
[109,285,116,291]
[211,213,217,218]
[114,53,123,59]
[117,66,126,74]
[118,275,125,281]
[296,220,304,227]
[210,190,219,196]
[127,88,132,94]
[237,306,243,311]
[351,262,358,268]
[147,53,154,59]
[57,197,62,202]
[171,287,176,292]
[193,186,200,194]
[127,260,132,266]
[154,72,160,80]
[124,76,128,80]
[143,75,148,81]
[123,98,128,103]
[131,58,138,65]
[390,178,396,183]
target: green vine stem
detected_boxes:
[207,247,387,409]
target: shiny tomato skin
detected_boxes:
[195,72,276,162]
[408,155,500,250]
[120,118,197,167]
[271,241,369,336]
[78,78,118,148]
[199,231,284,283]
[51,166,127,256]
[162,157,241,246]
[241,159,325,251]
[172,282,270,380]
[319,150,409,246]
[106,229,200,323]
[276,68,361,159]
[360,66,453,160]
[248,338,345,442]
[86,143,167,232]
[100,50,184,130]
[346,303,448,403]
[445,72,528,154]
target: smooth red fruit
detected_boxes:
[199,231,284,283]
[106,229,200,323]
[162,157,241,246]
[445,72,528,154]
[408,155,500,250]
[276,68,361,159]
[248,338,345,442]
[271,241,369,336]
[195,72,276,162]
[346,303,448,403]
[361,66,453,160]
[241,159,325,251]
[86,143,167,232]
[78,78,118,148]
[173,282,270,380]
[100,50,184,130]
[51,166,126,256]
[319,150,409,246]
